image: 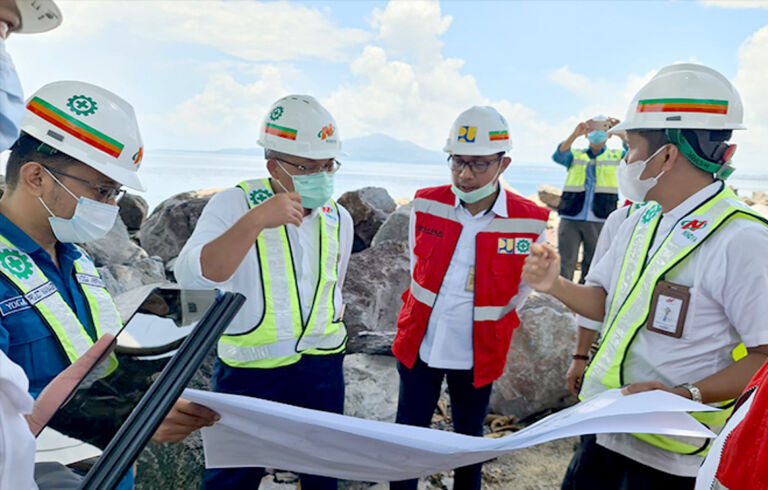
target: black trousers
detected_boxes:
[561,435,696,490]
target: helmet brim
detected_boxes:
[16,0,62,34]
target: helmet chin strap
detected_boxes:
[665,129,735,180]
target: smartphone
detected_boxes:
[588,119,611,132]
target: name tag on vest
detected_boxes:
[76,273,106,289]
[25,282,58,305]
[0,295,30,316]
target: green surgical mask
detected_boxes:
[276,161,335,209]
[450,165,502,204]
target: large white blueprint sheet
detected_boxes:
[183,388,716,482]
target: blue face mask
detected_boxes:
[0,39,24,152]
[275,161,335,209]
[588,130,608,144]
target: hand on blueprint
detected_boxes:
[621,381,692,400]
[152,398,221,443]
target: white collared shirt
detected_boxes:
[174,186,353,335]
[585,182,768,476]
[408,190,544,370]
[0,351,37,490]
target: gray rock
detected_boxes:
[338,187,396,252]
[342,241,410,355]
[82,216,148,267]
[489,293,577,419]
[119,193,149,231]
[138,189,219,263]
[343,354,399,422]
[537,185,562,210]
[97,258,168,297]
[371,201,412,248]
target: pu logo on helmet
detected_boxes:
[67,95,98,117]
[457,126,477,143]
[681,219,708,231]
[318,124,335,141]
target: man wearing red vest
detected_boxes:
[391,106,549,490]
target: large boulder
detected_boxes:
[371,201,412,248]
[98,258,168,297]
[338,187,396,252]
[119,193,149,231]
[538,185,562,210]
[343,354,399,422]
[489,293,577,419]
[82,216,148,267]
[138,189,219,263]
[342,241,410,355]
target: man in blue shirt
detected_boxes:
[552,116,625,283]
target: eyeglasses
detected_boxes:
[274,158,342,175]
[448,155,502,174]
[43,166,125,202]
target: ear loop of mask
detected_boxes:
[271,160,291,193]
[38,167,80,218]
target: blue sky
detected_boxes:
[9,0,768,168]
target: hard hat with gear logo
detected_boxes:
[610,63,744,180]
[443,106,513,156]
[15,0,62,34]
[257,94,344,160]
[21,80,146,191]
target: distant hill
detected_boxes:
[164,133,445,163]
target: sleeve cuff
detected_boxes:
[174,244,229,289]
[577,316,603,331]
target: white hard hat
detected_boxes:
[610,63,744,133]
[443,106,513,156]
[16,0,62,34]
[22,81,146,191]
[257,94,344,160]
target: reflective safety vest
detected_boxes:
[217,178,347,369]
[580,183,768,455]
[0,234,120,372]
[392,185,549,387]
[559,148,623,219]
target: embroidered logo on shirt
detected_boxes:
[497,238,515,254]
[249,189,273,206]
[0,295,30,317]
[322,205,338,223]
[673,215,711,246]
[515,238,532,254]
[0,249,34,280]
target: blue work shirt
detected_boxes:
[552,144,626,223]
[0,212,97,397]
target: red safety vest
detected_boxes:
[709,360,768,489]
[392,185,549,387]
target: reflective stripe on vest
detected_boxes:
[217,178,346,368]
[0,236,121,368]
[562,149,622,194]
[580,184,768,455]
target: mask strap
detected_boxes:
[42,167,79,202]
[38,197,56,218]
[271,160,291,193]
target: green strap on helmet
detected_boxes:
[665,128,734,180]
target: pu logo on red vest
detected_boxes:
[497,238,515,254]
[457,126,477,143]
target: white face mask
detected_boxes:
[39,169,119,243]
[616,145,668,203]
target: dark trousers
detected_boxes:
[203,353,345,490]
[391,359,493,490]
[558,219,604,283]
[561,435,696,490]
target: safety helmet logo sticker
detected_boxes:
[270,106,284,121]
[132,148,144,166]
[457,126,477,143]
[318,123,335,141]
[67,95,98,117]
[0,249,34,280]
[250,189,273,206]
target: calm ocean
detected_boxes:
[135,150,768,212]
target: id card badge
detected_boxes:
[647,281,690,338]
[465,266,475,292]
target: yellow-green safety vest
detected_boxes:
[580,184,767,456]
[0,234,120,373]
[217,178,347,369]
[563,149,623,194]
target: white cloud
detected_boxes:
[733,24,768,171]
[701,0,768,8]
[53,1,370,62]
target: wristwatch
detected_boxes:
[677,382,702,403]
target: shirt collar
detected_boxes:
[587,146,607,159]
[0,212,81,260]
[663,181,723,222]
[453,185,509,218]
